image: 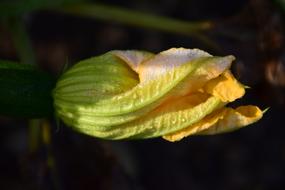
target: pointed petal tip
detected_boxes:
[244,85,251,89]
[262,107,270,114]
[226,55,236,62]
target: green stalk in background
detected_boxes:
[0,1,219,50]
[61,3,212,35]
[57,3,219,50]
[7,17,36,65]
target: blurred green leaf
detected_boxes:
[0,59,34,69]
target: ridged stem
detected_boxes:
[7,16,41,153]
[7,16,61,190]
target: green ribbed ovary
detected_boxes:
[53,48,237,139]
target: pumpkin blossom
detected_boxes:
[53,48,263,141]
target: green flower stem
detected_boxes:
[6,17,41,154]
[7,16,41,153]
[57,3,219,50]
[6,16,60,189]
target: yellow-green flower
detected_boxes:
[53,48,263,141]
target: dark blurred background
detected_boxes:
[1,0,285,189]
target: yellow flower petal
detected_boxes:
[112,50,154,73]
[73,93,223,139]
[138,48,211,82]
[203,70,245,102]
[163,105,262,142]
[198,105,263,135]
[136,48,234,100]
